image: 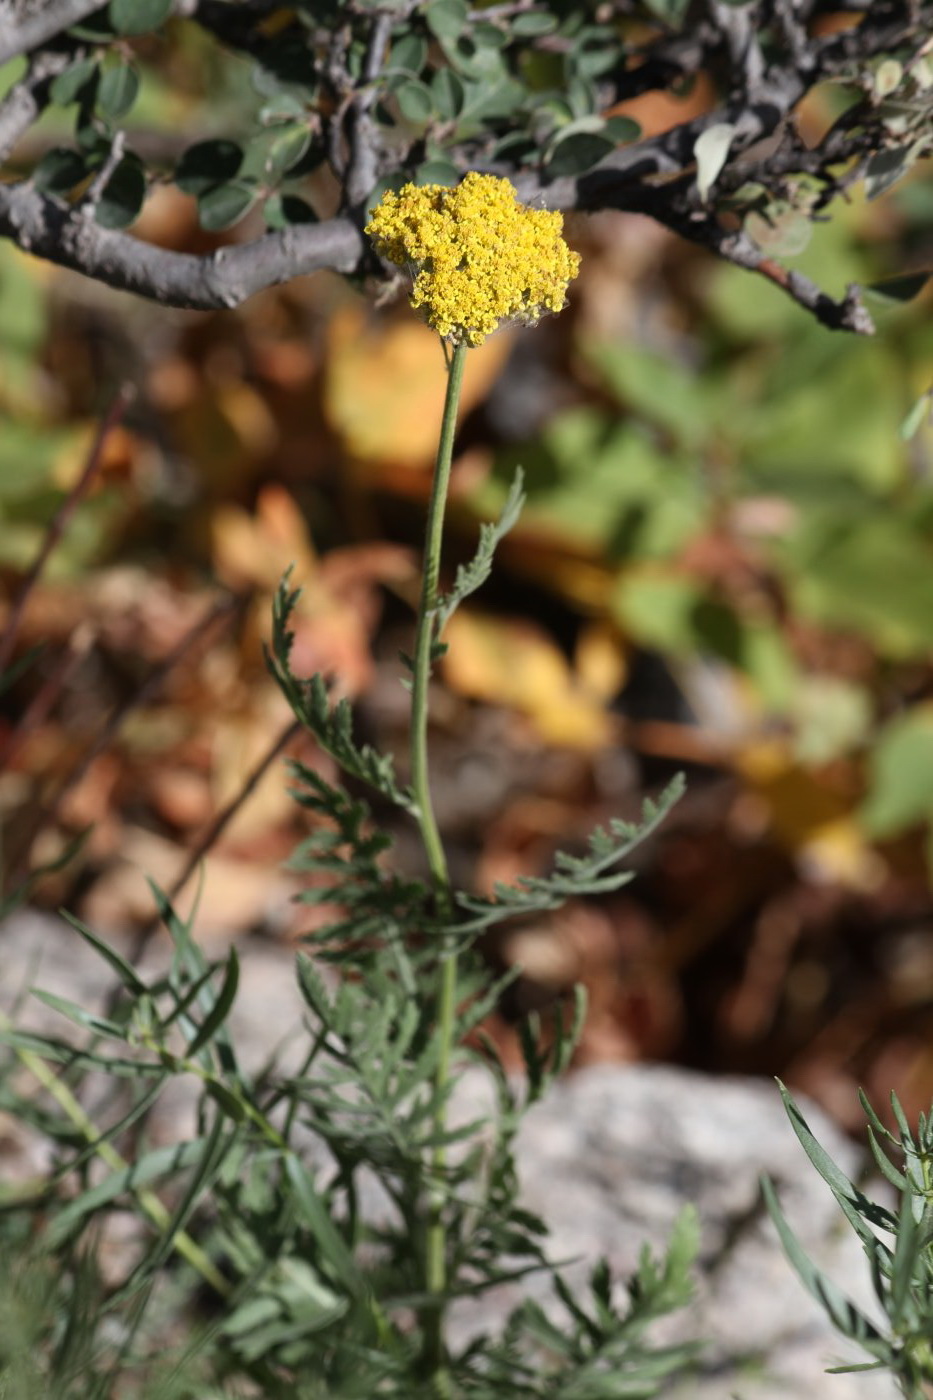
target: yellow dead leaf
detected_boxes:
[575,621,627,702]
[798,817,886,891]
[442,610,612,749]
[736,739,885,890]
[323,305,511,465]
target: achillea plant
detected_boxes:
[0,175,693,1399]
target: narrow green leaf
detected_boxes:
[46,1137,211,1246]
[30,988,125,1039]
[186,948,240,1057]
[889,1091,914,1145]
[866,271,932,303]
[761,1175,890,1358]
[110,1113,231,1304]
[858,1087,899,1144]
[0,831,86,922]
[889,1192,920,1328]
[900,388,932,442]
[284,1154,364,1298]
[205,1079,247,1121]
[866,1126,908,1192]
[436,468,525,631]
[60,913,148,994]
[776,1081,858,1198]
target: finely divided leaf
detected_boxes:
[452,775,684,934]
[436,470,526,633]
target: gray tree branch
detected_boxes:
[0,50,74,162]
[0,0,927,331]
[0,180,364,309]
[0,0,105,65]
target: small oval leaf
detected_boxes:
[512,10,558,35]
[176,140,243,196]
[432,67,465,120]
[198,180,259,231]
[604,115,641,143]
[97,63,140,120]
[95,155,146,229]
[544,131,614,178]
[263,192,318,229]
[388,33,427,77]
[265,124,312,176]
[50,59,99,107]
[425,0,467,40]
[414,158,460,186]
[109,0,173,36]
[396,80,434,124]
[33,147,89,194]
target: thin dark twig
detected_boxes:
[0,383,135,675]
[0,624,94,773]
[42,592,244,833]
[1,626,94,885]
[120,716,302,973]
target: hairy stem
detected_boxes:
[410,339,467,1395]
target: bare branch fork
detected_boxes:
[0,0,928,327]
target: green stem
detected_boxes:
[410,338,467,1396]
[0,1011,230,1298]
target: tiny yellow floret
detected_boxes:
[365,172,580,346]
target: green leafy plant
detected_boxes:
[0,175,694,1398]
[765,1083,933,1399]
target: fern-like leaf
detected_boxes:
[451,774,684,935]
[435,469,526,634]
[266,576,416,813]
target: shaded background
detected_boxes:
[2,20,933,1138]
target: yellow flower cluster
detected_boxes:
[365,172,580,346]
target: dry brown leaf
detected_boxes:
[442,610,613,749]
[212,483,318,592]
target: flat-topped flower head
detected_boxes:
[365,172,580,346]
